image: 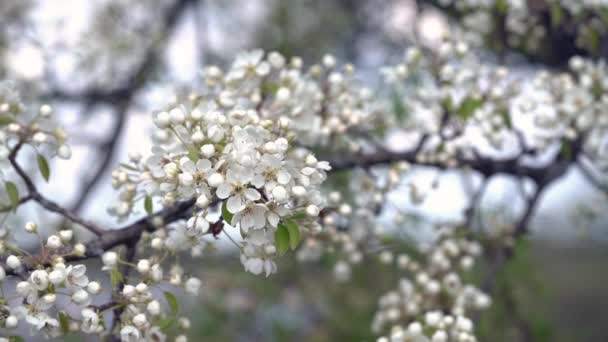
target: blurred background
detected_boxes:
[1,0,607,341]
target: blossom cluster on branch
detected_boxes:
[0,29,606,341]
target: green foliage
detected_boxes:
[0,115,13,126]
[221,201,234,225]
[275,224,290,256]
[164,291,179,314]
[110,269,123,288]
[457,97,483,120]
[37,154,50,182]
[144,195,153,215]
[5,181,19,211]
[58,311,70,335]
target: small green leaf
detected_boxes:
[551,1,563,28]
[110,269,123,287]
[58,311,70,334]
[457,97,482,120]
[392,91,408,123]
[275,224,290,256]
[5,181,19,211]
[221,201,233,224]
[144,195,153,215]
[561,142,572,161]
[163,291,179,314]
[157,317,176,331]
[9,336,25,342]
[0,116,13,126]
[188,146,198,162]
[290,211,307,220]
[284,219,301,250]
[37,154,50,182]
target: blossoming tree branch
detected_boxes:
[0,0,607,342]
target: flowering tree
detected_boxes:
[0,0,607,341]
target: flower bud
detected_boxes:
[24,222,37,233]
[59,230,73,242]
[102,251,118,267]
[137,259,150,274]
[46,235,62,249]
[6,255,21,269]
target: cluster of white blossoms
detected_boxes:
[101,249,200,342]
[379,39,608,168]
[110,50,335,277]
[372,228,490,342]
[0,226,103,337]
[438,0,608,55]
[0,81,71,168]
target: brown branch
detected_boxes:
[8,142,104,236]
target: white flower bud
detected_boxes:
[57,145,72,159]
[6,255,21,269]
[72,289,89,305]
[40,104,53,116]
[169,107,185,123]
[276,87,291,103]
[196,194,209,208]
[122,285,135,298]
[150,264,163,282]
[102,251,118,267]
[178,317,191,329]
[207,173,224,187]
[147,300,161,316]
[175,335,188,342]
[135,282,148,293]
[185,277,201,296]
[43,293,57,304]
[151,238,163,250]
[46,235,62,249]
[59,230,73,242]
[49,268,66,284]
[87,281,101,294]
[132,313,147,328]
[74,243,86,256]
[33,132,47,143]
[24,222,37,233]
[137,259,150,274]
[155,111,170,128]
[191,131,205,144]
[5,315,17,328]
[292,186,306,197]
[200,144,215,157]
[271,186,287,201]
[306,205,320,217]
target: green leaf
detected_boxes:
[9,337,25,342]
[457,97,482,120]
[551,1,563,28]
[144,195,153,215]
[289,211,307,220]
[391,91,408,122]
[0,115,13,126]
[275,224,290,256]
[58,311,70,334]
[157,317,177,332]
[5,181,19,211]
[110,269,123,287]
[37,154,50,182]
[561,142,572,161]
[284,219,301,250]
[163,291,179,314]
[188,146,198,162]
[221,201,233,225]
